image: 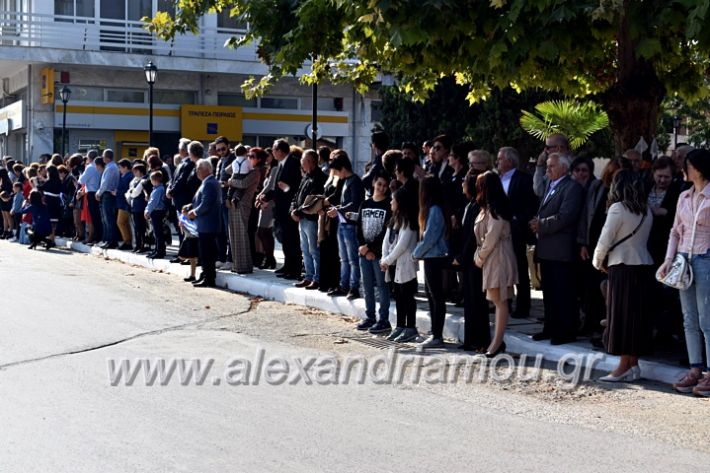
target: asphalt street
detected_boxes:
[1,241,708,472]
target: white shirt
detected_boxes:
[500,168,516,195]
[231,155,253,175]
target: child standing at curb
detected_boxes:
[178,204,199,282]
[356,173,392,333]
[144,171,167,259]
[10,182,23,241]
[381,187,420,342]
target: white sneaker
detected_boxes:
[417,335,444,350]
[8,237,17,242]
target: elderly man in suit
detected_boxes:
[188,158,222,288]
[529,152,583,345]
[497,146,539,318]
[261,139,302,279]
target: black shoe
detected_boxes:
[356,319,376,331]
[118,243,132,251]
[99,242,109,249]
[193,280,215,288]
[551,336,576,346]
[532,331,551,341]
[184,276,196,282]
[294,279,312,288]
[105,242,118,250]
[274,266,287,275]
[346,289,360,300]
[305,281,319,290]
[369,321,392,334]
[327,287,348,297]
[137,247,149,254]
[485,342,506,358]
[169,257,182,264]
[152,253,165,260]
[180,260,191,265]
[192,275,205,285]
[282,273,300,280]
[260,258,277,269]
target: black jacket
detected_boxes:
[290,167,327,220]
[266,154,302,218]
[168,157,198,208]
[508,170,539,245]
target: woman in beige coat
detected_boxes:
[474,171,518,357]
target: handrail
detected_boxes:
[0,9,255,61]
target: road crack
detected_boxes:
[0,309,253,372]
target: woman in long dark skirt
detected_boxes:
[592,170,654,382]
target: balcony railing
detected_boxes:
[0,10,258,62]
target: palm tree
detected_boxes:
[520,100,609,150]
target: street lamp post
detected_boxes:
[59,86,71,157]
[673,115,681,149]
[144,61,158,147]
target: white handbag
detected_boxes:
[656,198,702,290]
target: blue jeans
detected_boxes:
[360,255,390,322]
[337,224,360,291]
[679,251,710,371]
[100,193,118,244]
[299,219,320,282]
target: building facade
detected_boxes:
[0,0,382,171]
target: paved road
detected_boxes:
[0,242,707,472]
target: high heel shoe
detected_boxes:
[484,341,506,358]
[259,257,277,270]
[599,367,639,382]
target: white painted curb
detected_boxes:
[56,237,687,386]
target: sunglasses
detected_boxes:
[216,147,228,153]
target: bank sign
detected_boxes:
[180,105,243,141]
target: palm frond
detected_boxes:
[519,100,609,150]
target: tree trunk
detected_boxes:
[601,0,665,155]
[602,63,665,155]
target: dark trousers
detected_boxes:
[540,259,579,342]
[12,213,21,237]
[198,232,218,284]
[257,227,275,263]
[100,193,118,244]
[217,204,230,262]
[394,278,418,329]
[319,230,340,290]
[462,264,491,349]
[512,234,531,316]
[277,217,301,274]
[424,257,448,339]
[150,210,166,256]
[86,192,102,242]
[131,211,146,250]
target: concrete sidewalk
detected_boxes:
[51,236,687,386]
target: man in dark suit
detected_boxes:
[497,147,539,318]
[167,139,198,255]
[264,139,302,279]
[529,152,583,345]
[188,159,222,288]
[214,136,236,264]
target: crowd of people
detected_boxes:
[1,130,708,396]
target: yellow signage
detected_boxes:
[180,105,243,141]
[41,68,54,105]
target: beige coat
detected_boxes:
[474,210,518,301]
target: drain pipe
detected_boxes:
[351,85,357,169]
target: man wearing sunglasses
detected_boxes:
[214,136,236,266]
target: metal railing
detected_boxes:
[0,10,258,62]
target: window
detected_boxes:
[218,93,257,108]
[217,9,247,31]
[300,97,343,112]
[157,0,175,18]
[55,0,92,17]
[154,90,196,105]
[106,89,145,103]
[56,85,103,102]
[260,97,298,110]
[240,135,257,147]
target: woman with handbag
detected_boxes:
[592,170,654,382]
[659,149,710,395]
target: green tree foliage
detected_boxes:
[520,100,610,150]
[148,0,710,152]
